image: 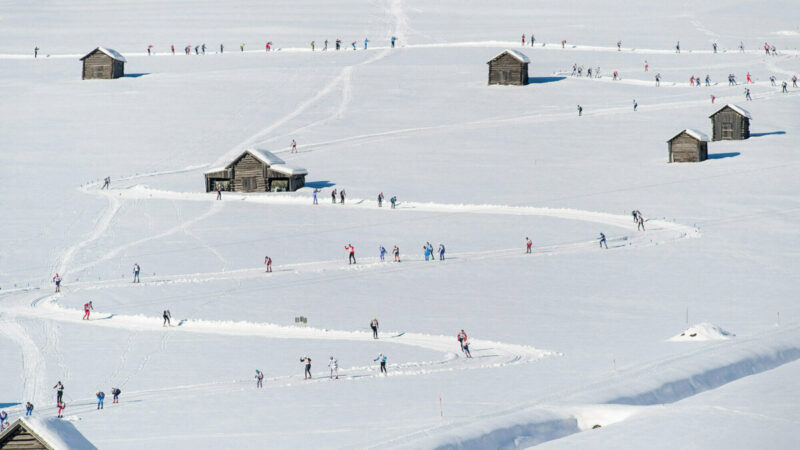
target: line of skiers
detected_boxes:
[138,37,400,56]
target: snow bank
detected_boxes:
[668,323,734,341]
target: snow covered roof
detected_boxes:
[203,166,229,175]
[710,104,752,119]
[669,129,709,142]
[270,164,308,176]
[246,148,286,166]
[0,417,97,450]
[80,47,127,63]
[488,49,530,64]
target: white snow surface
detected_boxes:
[669,322,735,341]
[2,1,800,449]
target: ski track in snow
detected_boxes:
[0,314,48,406]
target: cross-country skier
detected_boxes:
[345,244,356,264]
[393,245,400,262]
[793,75,798,88]
[255,370,264,388]
[34,46,39,58]
[745,88,752,101]
[220,43,224,53]
[324,40,328,50]
[163,310,171,327]
[782,81,788,93]
[301,356,312,379]
[374,354,387,375]
[530,34,535,46]
[746,72,752,84]
[577,105,583,116]
[521,34,525,46]
[711,95,716,104]
[390,36,396,48]
[111,387,121,403]
[675,41,680,53]
[201,43,206,54]
[336,39,341,50]
[644,60,648,72]
[83,301,93,320]
[57,402,65,418]
[331,189,337,204]
[240,43,245,52]
[364,38,369,50]
[329,357,338,379]
[313,188,319,205]
[655,73,661,86]
[53,381,64,404]
[705,75,711,87]
[739,41,744,53]
[637,215,645,231]
[632,210,639,223]
[379,245,387,262]
[25,402,33,416]
[390,196,397,208]
[52,273,62,292]
[633,99,638,111]
[617,40,622,51]
[439,244,445,260]
[457,330,467,350]
[265,256,272,273]
[462,341,472,358]
[526,237,532,253]
[96,391,105,409]
[291,139,297,153]
[147,45,152,55]
[351,41,356,51]
[0,411,7,430]
[770,75,776,86]
[713,42,717,53]
[370,317,379,339]
[340,189,346,204]
[424,243,431,261]
[311,41,315,51]
[599,233,608,249]
[378,192,384,207]
[171,44,175,55]
[216,184,222,200]
[194,45,199,55]
[133,263,140,283]
[101,176,110,189]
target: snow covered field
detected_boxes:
[1,1,800,448]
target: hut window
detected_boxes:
[242,177,256,190]
[269,179,289,192]
[500,70,512,82]
[721,122,733,139]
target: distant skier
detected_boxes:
[220,43,224,53]
[746,72,752,84]
[675,41,680,53]
[526,237,532,253]
[424,243,431,261]
[163,309,172,327]
[255,370,264,388]
[577,105,583,117]
[266,42,272,51]
[340,189,346,204]
[617,40,622,51]
[521,34,525,46]
[201,43,206,54]
[613,70,618,80]
[313,188,319,205]
[392,245,400,262]
[34,46,39,58]
[301,356,312,379]
[111,387,121,403]
[265,256,272,273]
[345,244,356,264]
[133,263,140,283]
[599,233,608,249]
[216,184,222,200]
[25,402,33,416]
[101,176,110,189]
[171,44,175,55]
[336,39,341,50]
[438,244,446,260]
[53,381,64,404]
[374,353,387,375]
[324,40,328,50]
[711,95,716,104]
[390,36,397,48]
[561,39,566,48]
[83,301,93,320]
[637,215,645,231]
[745,88,752,101]
[329,356,339,379]
[57,402,65,418]
[378,192,384,207]
[379,245,387,262]
[644,60,648,72]
[770,75,776,86]
[633,99,638,111]
[0,411,7,430]
[331,189,337,204]
[462,341,472,358]
[457,330,467,350]
[782,81,788,93]
[655,73,661,87]
[793,75,798,88]
[705,75,711,87]
[370,317,379,339]
[364,38,369,50]
[240,43,245,52]
[291,139,297,153]
[390,196,397,209]
[351,41,356,51]
[52,273,62,292]
[712,42,717,53]
[194,45,199,55]
[96,391,105,409]
[739,41,745,53]
[311,41,315,51]
[632,210,639,223]
[147,45,152,55]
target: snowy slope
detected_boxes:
[1,0,800,448]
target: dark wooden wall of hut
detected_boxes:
[488,54,528,85]
[231,154,267,192]
[711,109,750,141]
[669,134,707,162]
[0,427,50,449]
[82,52,124,79]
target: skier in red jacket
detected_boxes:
[83,301,93,320]
[345,244,356,264]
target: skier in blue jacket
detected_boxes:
[374,353,387,374]
[438,244,446,260]
[379,246,387,262]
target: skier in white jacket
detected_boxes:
[329,356,339,379]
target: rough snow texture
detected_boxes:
[669,323,734,341]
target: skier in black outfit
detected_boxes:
[301,356,312,379]
[53,381,64,404]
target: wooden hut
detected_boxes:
[709,104,750,141]
[204,148,307,193]
[0,417,96,449]
[667,129,709,163]
[80,47,126,80]
[487,50,529,86]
